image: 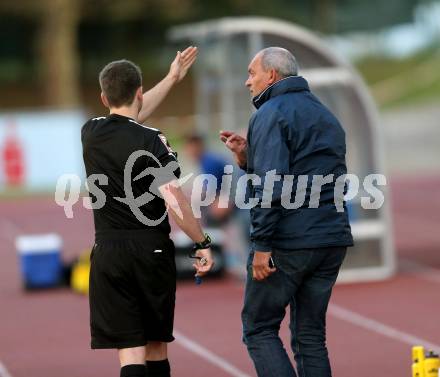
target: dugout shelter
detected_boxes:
[168,17,395,283]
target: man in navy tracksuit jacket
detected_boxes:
[220,47,353,377]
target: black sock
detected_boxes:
[120,364,147,377]
[146,359,171,377]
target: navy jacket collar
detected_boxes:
[252,76,310,109]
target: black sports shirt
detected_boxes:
[81,114,180,235]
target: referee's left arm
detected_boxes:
[159,180,205,244]
[159,181,214,277]
[151,130,214,277]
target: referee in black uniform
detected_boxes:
[81,47,214,377]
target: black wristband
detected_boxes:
[193,233,211,251]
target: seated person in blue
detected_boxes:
[184,133,233,225]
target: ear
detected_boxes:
[268,69,278,85]
[100,92,110,108]
[136,86,143,102]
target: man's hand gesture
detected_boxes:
[219,130,247,168]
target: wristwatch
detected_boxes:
[193,233,212,251]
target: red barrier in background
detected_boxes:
[2,120,25,186]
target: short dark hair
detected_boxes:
[99,59,142,108]
[184,132,205,144]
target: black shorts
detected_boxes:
[89,229,176,349]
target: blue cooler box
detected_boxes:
[15,234,63,289]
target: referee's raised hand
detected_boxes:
[169,46,198,83]
[138,46,198,123]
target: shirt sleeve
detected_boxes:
[81,120,91,144]
[250,111,291,252]
[150,132,181,187]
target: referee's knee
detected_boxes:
[145,341,167,361]
[119,346,146,366]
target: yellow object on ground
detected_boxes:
[71,249,91,295]
[412,346,439,377]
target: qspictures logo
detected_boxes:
[54,150,387,226]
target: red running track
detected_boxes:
[0,175,439,377]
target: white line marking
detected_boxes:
[0,361,13,377]
[329,304,440,351]
[174,330,251,377]
[399,258,440,284]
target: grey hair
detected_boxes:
[259,47,298,78]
